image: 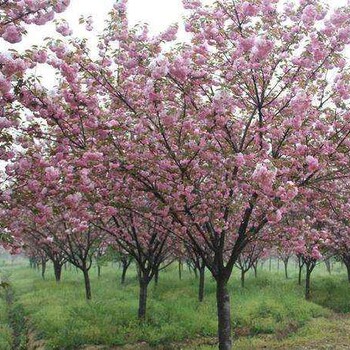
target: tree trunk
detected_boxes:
[138,277,149,320]
[253,264,257,278]
[216,278,232,350]
[53,261,62,282]
[198,265,205,302]
[269,257,272,271]
[277,258,280,271]
[343,259,350,283]
[178,260,182,280]
[305,266,311,300]
[97,265,101,278]
[121,262,128,284]
[154,269,159,286]
[324,259,331,275]
[284,259,289,279]
[241,270,245,288]
[298,256,303,286]
[41,259,46,280]
[83,268,92,300]
[304,260,316,300]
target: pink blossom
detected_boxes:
[56,22,72,37]
[45,166,60,181]
[277,182,298,202]
[301,5,317,25]
[242,2,258,17]
[151,57,169,79]
[311,246,322,260]
[267,209,282,224]
[306,156,319,172]
[252,161,277,191]
[33,50,47,64]
[0,74,11,94]
[235,153,245,167]
[2,25,22,44]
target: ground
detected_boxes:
[0,258,349,349]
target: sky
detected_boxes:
[11,0,186,50]
[5,0,346,88]
[12,0,349,51]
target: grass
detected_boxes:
[0,259,349,349]
[0,296,12,350]
[0,270,13,350]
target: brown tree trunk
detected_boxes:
[298,265,302,285]
[178,260,183,280]
[121,262,129,284]
[298,256,303,286]
[154,268,159,286]
[198,265,205,302]
[138,277,149,320]
[83,268,92,300]
[324,258,331,275]
[305,267,311,300]
[216,278,232,350]
[41,259,46,280]
[241,270,245,288]
[343,258,350,283]
[283,258,289,279]
[97,265,101,278]
[53,261,62,282]
[305,260,316,300]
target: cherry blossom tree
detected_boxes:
[96,209,174,320]
[1,0,350,349]
[235,240,266,288]
[185,242,207,301]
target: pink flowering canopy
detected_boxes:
[0,0,70,43]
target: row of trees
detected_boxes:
[1,1,350,349]
[22,229,350,303]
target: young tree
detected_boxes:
[97,209,173,320]
[235,241,265,288]
[185,243,207,301]
[116,249,133,285]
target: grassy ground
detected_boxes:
[0,259,349,349]
[0,295,12,350]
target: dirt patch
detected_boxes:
[275,321,300,341]
[27,325,46,350]
[82,337,217,350]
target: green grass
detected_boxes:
[0,273,13,350]
[1,260,349,349]
[0,290,13,350]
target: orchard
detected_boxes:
[1,0,350,349]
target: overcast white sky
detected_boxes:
[2,0,349,87]
[9,0,186,51]
[9,0,349,51]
